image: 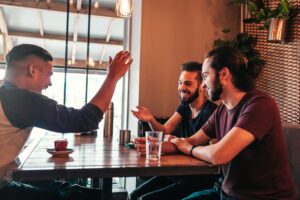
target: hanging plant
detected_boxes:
[255,0,292,30]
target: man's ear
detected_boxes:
[219,67,230,80]
[27,65,35,77]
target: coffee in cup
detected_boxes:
[54,139,68,151]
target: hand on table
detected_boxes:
[134,137,146,156]
[170,138,192,156]
[134,137,178,156]
[164,135,177,142]
[131,106,154,122]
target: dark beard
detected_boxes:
[180,88,199,105]
[209,75,222,101]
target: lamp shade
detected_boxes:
[115,0,134,18]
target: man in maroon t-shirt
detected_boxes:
[160,46,296,199]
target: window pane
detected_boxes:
[0,68,5,81]
[42,67,123,137]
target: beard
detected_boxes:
[180,87,199,105]
[208,75,223,101]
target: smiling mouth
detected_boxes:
[180,93,190,99]
[180,92,189,95]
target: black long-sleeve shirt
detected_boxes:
[0,81,103,178]
[0,81,103,133]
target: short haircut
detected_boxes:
[205,46,262,92]
[181,61,203,83]
[6,44,53,67]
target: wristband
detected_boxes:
[190,145,197,157]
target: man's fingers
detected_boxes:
[122,52,131,62]
[134,137,146,144]
[114,50,125,60]
[170,138,179,143]
[118,51,129,61]
[126,58,133,65]
[138,151,146,156]
[131,111,141,119]
[135,144,146,149]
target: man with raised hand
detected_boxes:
[0,44,132,200]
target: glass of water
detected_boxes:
[145,131,163,160]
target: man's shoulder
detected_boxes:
[0,83,48,101]
[0,83,53,116]
[176,103,190,117]
[245,90,276,105]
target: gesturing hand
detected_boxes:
[170,138,192,156]
[131,106,154,122]
[107,51,133,81]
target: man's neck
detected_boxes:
[5,77,33,91]
[189,96,206,118]
[222,87,247,110]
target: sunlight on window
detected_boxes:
[0,68,5,85]
[42,68,123,138]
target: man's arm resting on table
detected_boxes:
[187,127,255,165]
[135,138,179,155]
[162,141,179,154]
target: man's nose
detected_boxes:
[179,84,186,91]
[201,82,206,88]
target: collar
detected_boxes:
[1,81,17,88]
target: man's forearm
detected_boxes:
[162,141,179,154]
[148,118,167,134]
[186,129,212,146]
[89,76,118,114]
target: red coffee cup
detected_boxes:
[55,139,68,151]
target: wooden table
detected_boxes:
[6,132,219,200]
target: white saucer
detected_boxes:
[47,148,74,157]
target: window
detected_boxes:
[42,67,124,137]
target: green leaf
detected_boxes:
[226,0,243,6]
[222,28,231,33]
[248,1,257,12]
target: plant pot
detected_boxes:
[267,18,287,43]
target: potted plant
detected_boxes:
[227,0,265,21]
[228,0,292,43]
[265,0,291,42]
[213,30,265,67]
[248,0,291,42]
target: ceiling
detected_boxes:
[0,0,127,69]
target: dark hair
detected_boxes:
[181,61,203,83]
[6,44,53,66]
[205,46,262,92]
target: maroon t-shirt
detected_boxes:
[202,90,296,200]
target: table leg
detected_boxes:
[101,178,112,200]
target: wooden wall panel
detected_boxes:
[245,0,299,124]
